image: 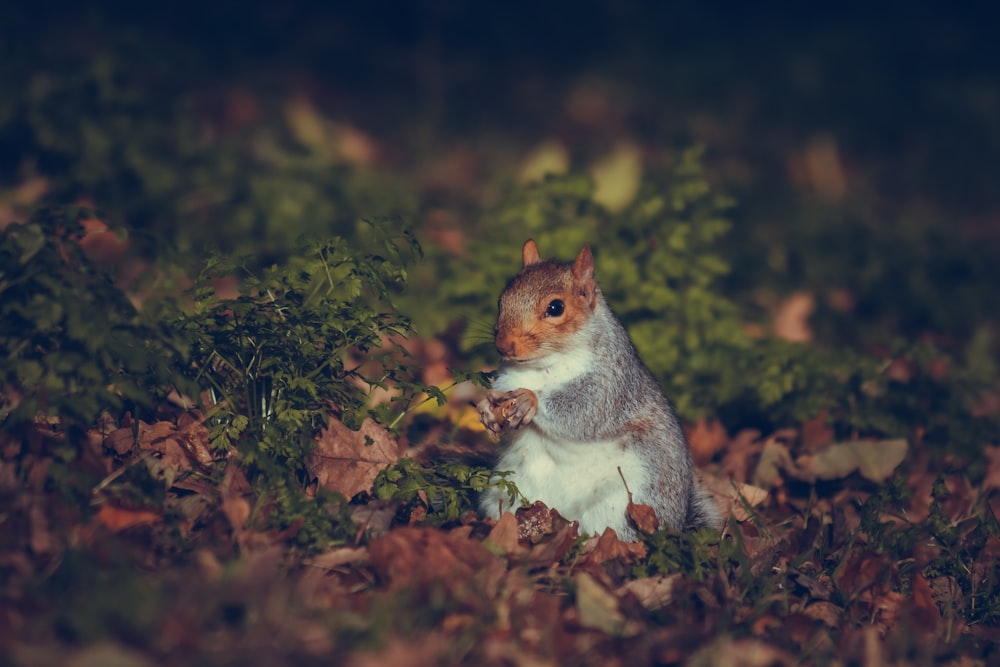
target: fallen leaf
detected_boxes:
[575,571,635,636]
[219,461,253,538]
[306,547,369,570]
[689,637,794,667]
[368,526,501,596]
[803,134,847,202]
[485,512,520,555]
[309,416,402,499]
[95,503,161,532]
[618,573,680,611]
[105,426,136,456]
[687,418,729,466]
[590,140,642,213]
[982,446,1000,492]
[796,439,908,483]
[700,479,768,522]
[773,291,815,342]
[908,573,940,635]
[799,411,834,452]
[721,428,763,483]
[803,601,844,628]
[518,140,570,182]
[581,528,647,568]
[627,501,659,534]
[753,438,794,488]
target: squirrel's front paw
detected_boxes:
[477,396,505,437]
[484,388,538,432]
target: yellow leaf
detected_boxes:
[590,141,642,213]
[518,140,570,182]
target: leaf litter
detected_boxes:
[1,390,999,666]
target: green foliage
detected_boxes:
[410,149,853,423]
[633,527,720,581]
[0,207,188,430]
[173,221,422,482]
[1,44,415,264]
[410,149,999,454]
[373,458,521,523]
[859,475,1000,625]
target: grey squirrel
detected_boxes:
[477,239,721,540]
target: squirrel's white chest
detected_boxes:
[486,428,649,538]
[484,346,649,537]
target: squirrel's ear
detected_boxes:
[522,239,541,267]
[572,245,595,283]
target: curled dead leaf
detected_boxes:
[626,501,659,534]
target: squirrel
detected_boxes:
[477,239,721,540]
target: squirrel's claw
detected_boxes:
[492,388,538,430]
[478,388,539,437]
[503,389,538,429]
[477,396,504,439]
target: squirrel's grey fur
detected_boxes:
[479,244,721,539]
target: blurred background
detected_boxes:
[3,0,999,354]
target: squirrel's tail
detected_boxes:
[687,482,723,530]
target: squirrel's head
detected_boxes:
[494,239,599,362]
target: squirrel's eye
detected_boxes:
[545,299,565,317]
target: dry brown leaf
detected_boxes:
[687,418,729,466]
[753,438,794,488]
[306,546,369,570]
[485,511,520,555]
[803,601,844,628]
[627,500,659,535]
[368,526,501,595]
[219,461,253,537]
[308,416,402,499]
[105,426,136,456]
[95,503,161,532]
[773,291,815,343]
[803,135,847,202]
[689,637,794,667]
[721,428,764,483]
[982,446,1000,492]
[175,412,216,468]
[618,573,680,611]
[512,503,580,567]
[702,477,769,522]
[908,573,941,635]
[799,411,835,452]
[575,572,636,636]
[581,528,647,567]
[28,500,54,555]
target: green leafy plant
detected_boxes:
[373,458,521,524]
[166,221,440,545]
[0,206,188,430]
[1,45,416,265]
[174,221,422,472]
[633,526,721,581]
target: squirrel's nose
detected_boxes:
[495,332,516,359]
